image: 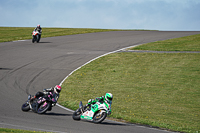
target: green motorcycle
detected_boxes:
[72,101,111,123]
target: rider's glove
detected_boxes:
[88,99,94,104]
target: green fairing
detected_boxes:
[80,115,92,120]
[91,104,99,112]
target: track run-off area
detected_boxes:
[0,31,200,133]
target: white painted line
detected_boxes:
[59,44,142,87]
[13,40,27,42]
[56,103,74,112]
[58,44,142,110]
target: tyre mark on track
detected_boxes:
[9,61,35,74]
[0,62,36,92]
[0,69,11,82]
[26,69,46,95]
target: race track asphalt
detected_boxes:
[0,31,200,133]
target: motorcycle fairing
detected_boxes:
[80,110,94,120]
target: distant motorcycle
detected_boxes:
[32,30,41,43]
[72,101,111,123]
[21,94,52,114]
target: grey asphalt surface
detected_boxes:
[0,31,200,133]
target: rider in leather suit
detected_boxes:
[32,85,61,111]
[34,24,42,39]
[84,93,113,115]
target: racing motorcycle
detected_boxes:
[21,94,52,114]
[32,30,41,43]
[72,101,111,123]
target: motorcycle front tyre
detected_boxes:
[72,108,82,120]
[36,35,40,43]
[93,111,107,124]
[21,102,30,112]
[36,101,51,114]
[32,37,35,43]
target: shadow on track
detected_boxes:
[100,121,128,126]
[38,42,51,43]
[44,112,72,116]
[0,68,12,70]
[80,120,129,126]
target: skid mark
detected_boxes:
[26,69,46,95]
[9,61,35,74]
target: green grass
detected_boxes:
[130,34,200,51]
[59,34,200,133]
[0,27,120,42]
[0,128,51,133]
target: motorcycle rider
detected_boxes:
[34,24,42,39]
[84,93,113,115]
[31,85,62,111]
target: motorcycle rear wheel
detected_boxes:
[93,110,107,123]
[72,108,82,120]
[21,102,30,112]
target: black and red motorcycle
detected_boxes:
[21,94,52,114]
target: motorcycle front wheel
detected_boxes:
[21,102,30,112]
[37,101,50,114]
[36,35,40,43]
[93,110,107,123]
[32,37,35,43]
[72,108,82,120]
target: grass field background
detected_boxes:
[59,34,200,133]
[0,128,50,133]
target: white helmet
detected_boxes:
[105,93,113,104]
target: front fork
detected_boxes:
[28,95,33,109]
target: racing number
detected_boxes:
[92,104,98,112]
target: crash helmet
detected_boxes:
[105,93,113,104]
[54,85,62,94]
[37,24,40,28]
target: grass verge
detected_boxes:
[0,128,51,133]
[59,34,200,133]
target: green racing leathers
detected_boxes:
[86,96,112,115]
